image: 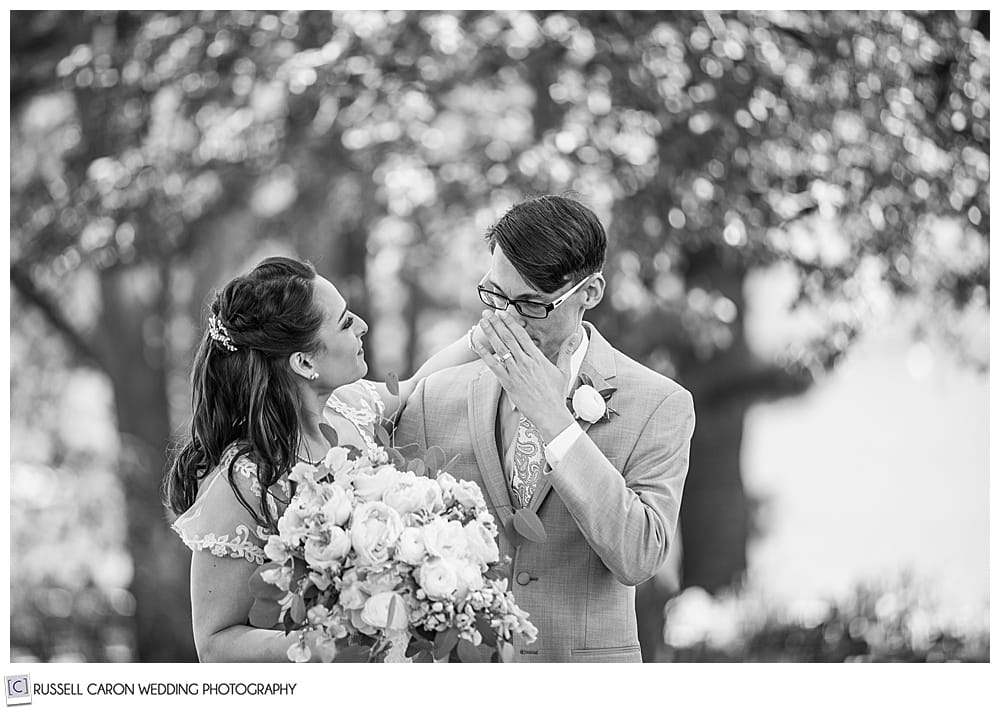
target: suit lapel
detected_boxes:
[526,322,618,514]
[468,370,515,530]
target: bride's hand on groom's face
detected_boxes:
[474,310,578,443]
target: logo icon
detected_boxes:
[4,676,31,706]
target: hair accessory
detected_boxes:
[208,314,238,352]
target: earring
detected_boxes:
[309,372,319,381]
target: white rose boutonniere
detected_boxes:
[567,374,619,424]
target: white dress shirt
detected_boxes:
[542,327,589,470]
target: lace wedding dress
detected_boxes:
[171,380,387,660]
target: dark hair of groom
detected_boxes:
[484,195,607,293]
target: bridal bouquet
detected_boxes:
[249,435,538,663]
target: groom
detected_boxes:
[395,195,695,662]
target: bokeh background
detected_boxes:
[9,10,989,662]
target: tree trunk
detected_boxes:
[100,264,197,661]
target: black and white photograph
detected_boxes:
[7,8,989,678]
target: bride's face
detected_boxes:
[308,276,368,389]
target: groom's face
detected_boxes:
[485,247,583,363]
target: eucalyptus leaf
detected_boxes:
[503,518,525,548]
[512,508,548,544]
[375,424,390,448]
[500,641,515,663]
[386,371,400,397]
[475,615,498,647]
[388,447,406,469]
[319,423,339,448]
[248,597,281,629]
[290,594,307,624]
[424,445,446,473]
[456,638,480,663]
[395,442,422,457]
[433,627,460,660]
[407,458,426,477]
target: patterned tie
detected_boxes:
[510,414,546,509]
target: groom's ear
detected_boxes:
[581,273,606,310]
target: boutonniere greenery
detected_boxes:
[566,374,619,424]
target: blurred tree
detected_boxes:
[10,10,988,660]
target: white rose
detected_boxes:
[417,558,459,600]
[572,384,607,423]
[463,519,500,565]
[350,501,404,566]
[452,480,487,511]
[396,527,428,566]
[321,485,354,527]
[384,476,444,516]
[360,591,409,631]
[421,518,468,559]
[352,465,404,502]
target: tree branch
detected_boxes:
[10,262,109,374]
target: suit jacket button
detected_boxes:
[515,572,531,586]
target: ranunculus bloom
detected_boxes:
[421,517,469,559]
[360,591,408,630]
[452,480,487,510]
[454,560,486,600]
[418,558,459,600]
[572,384,607,423]
[350,502,403,566]
[463,519,500,565]
[321,485,354,527]
[353,465,404,502]
[396,527,428,566]
[304,526,351,570]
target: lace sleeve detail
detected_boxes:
[170,445,290,565]
[324,379,385,452]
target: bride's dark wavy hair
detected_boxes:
[162,256,325,533]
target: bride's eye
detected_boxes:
[342,315,354,330]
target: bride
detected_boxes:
[163,256,478,661]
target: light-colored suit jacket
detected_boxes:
[395,322,695,662]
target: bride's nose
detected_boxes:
[356,316,369,337]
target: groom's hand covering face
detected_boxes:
[473,309,580,443]
[484,247,584,363]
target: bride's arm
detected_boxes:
[369,325,481,418]
[190,552,343,662]
[190,552,305,661]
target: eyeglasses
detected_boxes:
[477,273,598,319]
